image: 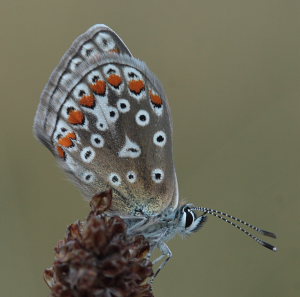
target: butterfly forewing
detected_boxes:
[34,25,179,216]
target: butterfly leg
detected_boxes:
[152,254,165,265]
[122,216,148,233]
[150,242,172,283]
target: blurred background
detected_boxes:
[0,0,299,296]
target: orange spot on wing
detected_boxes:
[80,94,95,108]
[150,90,163,106]
[66,132,76,140]
[109,48,120,53]
[129,80,145,94]
[68,110,85,125]
[108,74,122,87]
[58,136,73,147]
[58,132,77,148]
[57,146,66,159]
[90,80,106,95]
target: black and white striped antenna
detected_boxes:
[191,206,277,251]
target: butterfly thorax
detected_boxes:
[123,204,207,247]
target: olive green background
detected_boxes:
[0,0,299,296]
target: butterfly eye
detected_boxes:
[180,205,207,234]
[183,207,195,228]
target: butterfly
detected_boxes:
[34,24,277,281]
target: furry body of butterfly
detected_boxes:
[34,24,277,281]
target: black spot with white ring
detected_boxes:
[151,168,164,183]
[82,171,95,184]
[97,121,108,131]
[107,107,119,122]
[127,171,137,183]
[109,173,121,186]
[135,110,150,126]
[91,134,104,148]
[153,131,167,147]
[117,99,130,113]
[80,147,95,163]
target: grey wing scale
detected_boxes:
[34,25,179,216]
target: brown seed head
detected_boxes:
[44,190,154,297]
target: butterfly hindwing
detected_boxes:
[34,24,132,147]
[34,25,179,216]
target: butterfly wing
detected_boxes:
[34,25,179,216]
[34,24,132,147]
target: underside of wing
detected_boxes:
[34,25,179,216]
[34,24,132,147]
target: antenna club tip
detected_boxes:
[261,230,277,239]
[262,241,277,252]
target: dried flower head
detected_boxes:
[44,190,154,297]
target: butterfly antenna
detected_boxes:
[191,207,277,252]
